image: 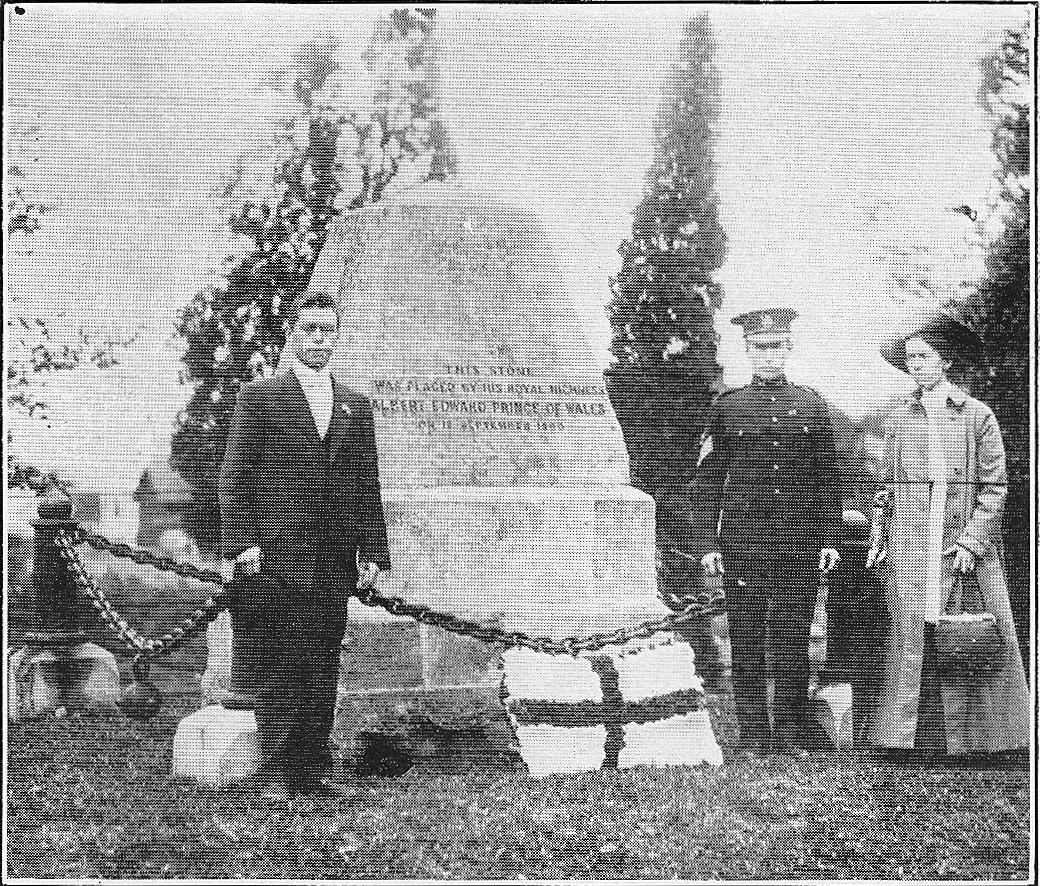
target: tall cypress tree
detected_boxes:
[606,13,727,494]
[171,10,454,550]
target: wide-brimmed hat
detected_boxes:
[880,310,983,373]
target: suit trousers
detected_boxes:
[231,542,350,779]
[722,546,818,746]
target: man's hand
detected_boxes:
[356,562,380,590]
[701,552,724,576]
[819,548,840,573]
[236,546,262,576]
[865,546,887,570]
[943,544,977,574]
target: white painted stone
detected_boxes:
[810,682,854,750]
[171,704,259,787]
[620,711,724,768]
[513,724,608,777]
[8,643,119,721]
[614,638,704,703]
[502,636,720,776]
[501,647,602,703]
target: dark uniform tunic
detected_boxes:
[689,375,840,748]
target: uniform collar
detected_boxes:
[751,374,787,389]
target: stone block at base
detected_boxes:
[809,682,854,750]
[8,643,120,722]
[172,705,260,787]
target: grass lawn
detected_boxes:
[6,659,1033,881]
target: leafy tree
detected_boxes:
[170,10,455,550]
[968,27,1030,659]
[872,26,1031,661]
[605,13,726,494]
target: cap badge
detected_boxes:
[761,313,775,330]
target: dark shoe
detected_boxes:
[734,737,771,758]
[293,771,357,800]
[252,772,295,802]
[770,737,810,758]
[869,747,915,765]
[771,727,810,758]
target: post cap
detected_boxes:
[36,491,74,522]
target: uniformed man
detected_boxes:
[687,308,841,756]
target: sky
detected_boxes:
[4,2,1029,488]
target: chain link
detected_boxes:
[62,527,725,660]
[353,582,725,657]
[56,530,227,658]
[75,529,224,586]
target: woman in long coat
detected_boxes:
[867,315,1029,756]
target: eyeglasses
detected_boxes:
[299,322,339,337]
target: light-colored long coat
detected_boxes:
[869,386,1029,753]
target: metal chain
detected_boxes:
[352,583,726,657]
[75,529,224,586]
[56,529,228,657]
[64,527,725,659]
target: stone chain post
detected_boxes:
[25,492,85,648]
[8,491,120,720]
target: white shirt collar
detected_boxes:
[287,355,332,387]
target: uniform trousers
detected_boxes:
[231,541,351,781]
[722,545,818,747]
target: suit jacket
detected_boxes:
[688,378,841,559]
[219,369,391,610]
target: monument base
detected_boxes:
[8,642,120,721]
[337,682,515,775]
[171,704,260,787]
[809,682,854,750]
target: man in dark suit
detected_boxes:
[219,290,390,797]
[688,308,840,756]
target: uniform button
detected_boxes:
[774,488,780,494]
[773,464,779,470]
[770,397,777,403]
[773,440,779,447]
[772,416,778,423]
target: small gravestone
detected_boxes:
[8,643,120,722]
[305,182,720,772]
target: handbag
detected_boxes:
[934,568,1006,682]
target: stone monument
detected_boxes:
[184,181,721,779]
[313,183,648,648]
[311,181,721,771]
